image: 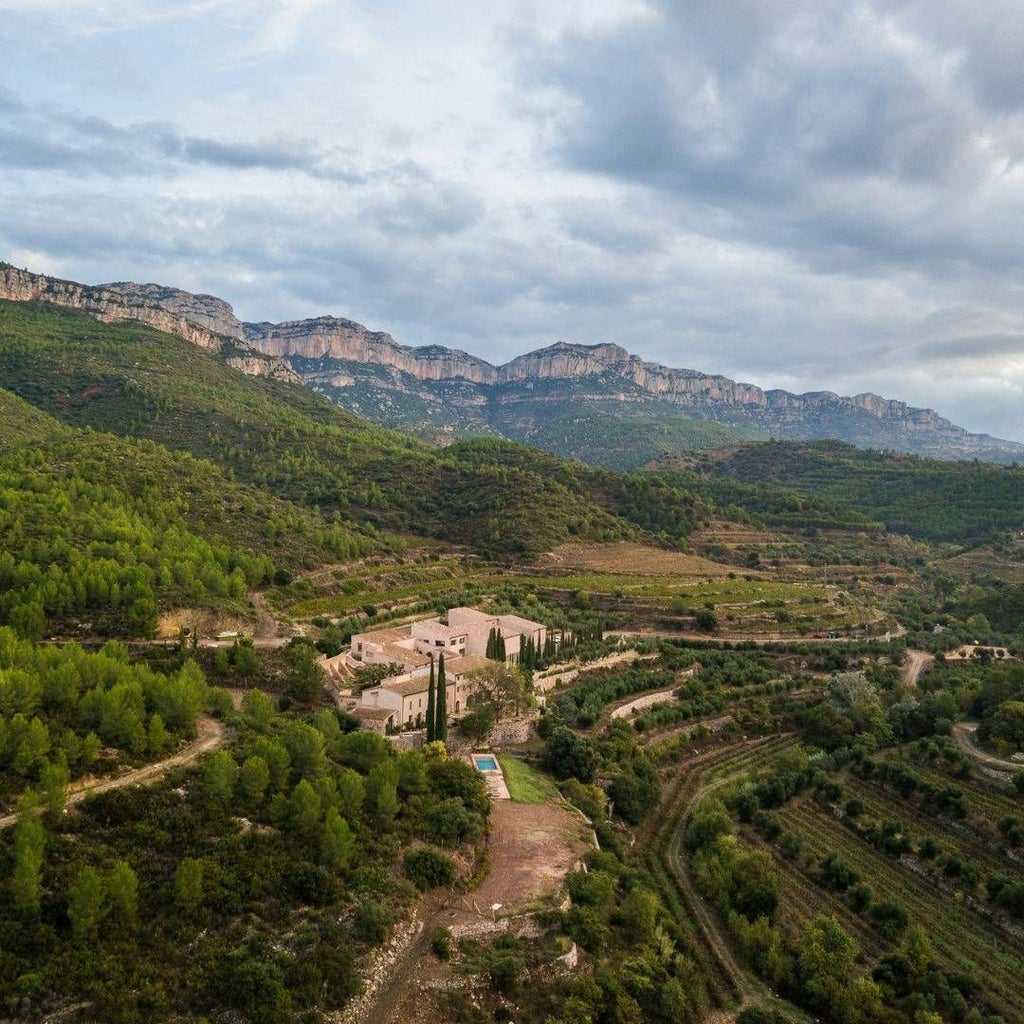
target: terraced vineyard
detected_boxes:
[886,757,1023,823]
[638,735,799,1015]
[777,797,1024,1021]
[843,775,1012,876]
[743,829,887,958]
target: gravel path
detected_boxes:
[0,715,227,829]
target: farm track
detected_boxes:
[952,722,1024,774]
[639,735,796,1015]
[778,799,1024,1021]
[0,716,226,830]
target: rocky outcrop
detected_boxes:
[253,329,1024,462]
[100,281,244,340]
[0,265,298,382]
[244,317,498,384]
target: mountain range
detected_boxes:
[3,262,1022,468]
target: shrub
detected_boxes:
[431,927,453,960]
[404,848,457,891]
[354,899,391,943]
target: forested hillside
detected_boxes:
[0,424,375,638]
[0,301,708,558]
[658,440,1024,543]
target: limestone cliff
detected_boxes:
[4,261,1021,464]
[248,328,1024,463]
[244,318,498,384]
[100,281,244,341]
[0,265,298,383]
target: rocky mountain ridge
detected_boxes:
[0,265,297,382]
[3,263,1021,466]
[241,320,1021,464]
[240,317,968,437]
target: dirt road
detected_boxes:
[0,716,227,830]
[340,799,593,1024]
[952,722,1024,774]
[614,623,905,646]
[902,649,934,688]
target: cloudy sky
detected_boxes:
[3,0,1024,440]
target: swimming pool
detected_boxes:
[474,756,498,772]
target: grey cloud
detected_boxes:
[513,1,1024,278]
[911,334,1024,363]
[0,91,363,182]
[361,183,486,239]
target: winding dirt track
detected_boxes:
[952,721,1024,774]
[0,716,226,830]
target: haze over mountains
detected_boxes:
[3,263,1022,469]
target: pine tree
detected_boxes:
[436,653,448,742]
[12,796,45,915]
[426,655,436,742]
[68,866,104,939]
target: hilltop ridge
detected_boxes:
[2,264,1021,466]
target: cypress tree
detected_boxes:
[426,655,436,742]
[497,632,506,662]
[436,654,447,742]
[519,635,526,665]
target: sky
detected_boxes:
[3,1,1024,441]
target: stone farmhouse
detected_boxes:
[350,606,547,670]
[332,607,547,732]
[360,653,491,729]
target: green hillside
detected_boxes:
[0,428,375,638]
[499,407,748,470]
[0,300,706,558]
[676,440,1024,543]
[0,387,65,447]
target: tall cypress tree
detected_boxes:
[426,655,436,741]
[497,632,506,662]
[436,653,447,742]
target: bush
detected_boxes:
[868,897,910,938]
[404,848,457,892]
[354,899,391,943]
[542,727,598,783]
[431,926,453,960]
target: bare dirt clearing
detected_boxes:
[469,801,593,914]
[542,540,749,577]
[344,799,593,1024]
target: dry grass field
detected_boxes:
[541,541,748,577]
